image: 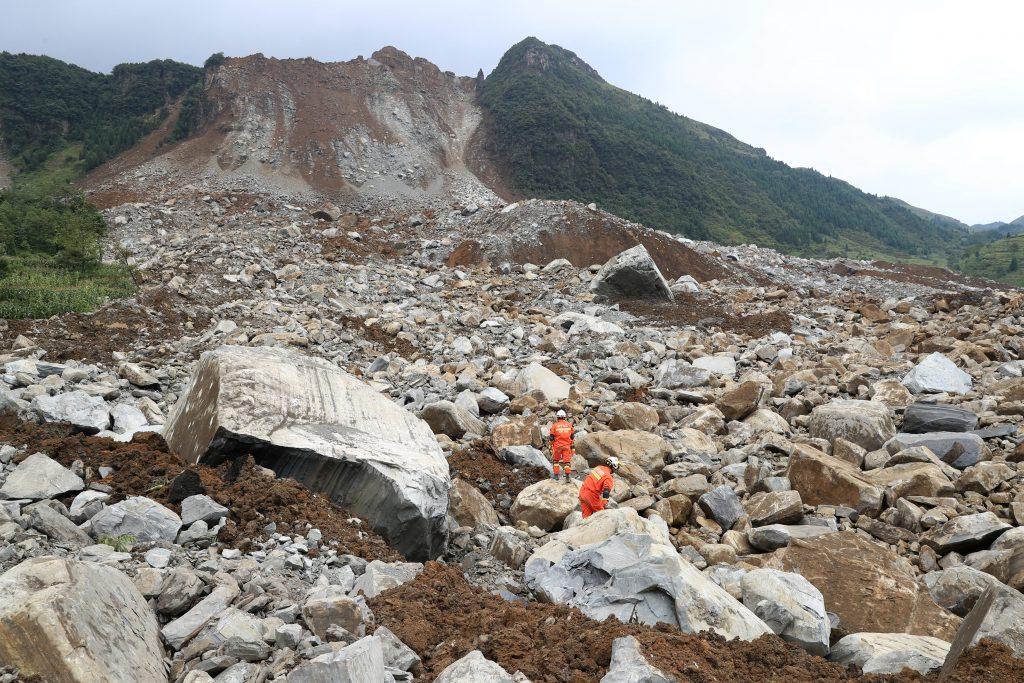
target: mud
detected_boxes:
[448,442,547,507]
[370,564,1024,682]
[0,417,400,560]
[619,292,792,337]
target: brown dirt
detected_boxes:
[448,441,547,507]
[371,564,1021,682]
[619,292,792,337]
[4,287,209,365]
[0,417,400,560]
[841,261,1007,293]
[337,315,419,359]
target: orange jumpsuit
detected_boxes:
[549,418,575,478]
[579,465,614,518]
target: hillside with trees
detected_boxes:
[477,38,967,261]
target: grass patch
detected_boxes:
[0,258,135,319]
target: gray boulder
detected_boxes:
[885,432,984,469]
[972,581,1024,657]
[25,502,92,547]
[654,360,711,389]
[829,633,949,674]
[923,565,1003,616]
[162,345,451,561]
[180,494,228,526]
[590,244,673,301]
[374,626,421,673]
[600,635,672,683]
[286,635,386,683]
[419,400,486,439]
[808,400,895,451]
[434,650,516,682]
[499,445,552,472]
[920,511,1010,554]
[747,523,836,552]
[526,533,771,640]
[478,387,510,414]
[740,568,830,655]
[902,403,978,434]
[31,390,110,433]
[697,485,744,531]
[0,556,163,682]
[0,452,84,500]
[90,496,182,543]
[902,353,972,394]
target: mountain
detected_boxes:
[0,53,202,175]
[956,231,1024,286]
[969,215,1024,236]
[476,38,966,260]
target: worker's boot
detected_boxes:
[551,467,560,480]
[563,470,572,483]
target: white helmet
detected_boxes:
[556,409,567,418]
[606,456,620,471]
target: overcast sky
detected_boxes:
[4,1,1021,224]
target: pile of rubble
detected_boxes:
[1,188,1023,681]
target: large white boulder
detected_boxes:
[434,650,517,682]
[0,556,164,682]
[829,633,949,674]
[590,244,673,301]
[808,399,895,451]
[902,352,973,395]
[0,452,83,500]
[601,636,672,683]
[511,479,579,531]
[740,568,830,655]
[30,390,110,433]
[515,362,571,403]
[526,533,771,641]
[162,346,450,560]
[90,496,182,543]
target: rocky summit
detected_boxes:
[1,47,1024,683]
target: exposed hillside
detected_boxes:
[969,215,1024,237]
[888,197,970,233]
[956,232,1024,286]
[0,53,201,174]
[86,48,496,204]
[477,38,966,260]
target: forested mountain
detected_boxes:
[477,38,966,260]
[0,53,201,173]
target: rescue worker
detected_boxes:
[548,409,574,482]
[579,456,619,518]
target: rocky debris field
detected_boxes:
[1,187,1023,681]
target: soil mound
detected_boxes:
[370,564,1024,682]
[448,442,547,507]
[0,417,400,560]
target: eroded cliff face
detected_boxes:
[88,48,495,203]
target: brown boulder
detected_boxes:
[786,445,883,514]
[608,402,660,431]
[490,416,543,451]
[449,478,500,528]
[763,532,961,640]
[576,430,671,474]
[717,381,765,421]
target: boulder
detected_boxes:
[162,345,450,561]
[419,400,486,439]
[0,451,84,500]
[786,446,883,514]
[808,400,895,451]
[287,635,386,683]
[310,202,342,221]
[746,523,836,552]
[717,381,764,421]
[653,360,710,389]
[745,491,803,526]
[552,312,625,336]
[903,403,979,434]
[374,626,420,673]
[515,363,570,403]
[576,430,671,474]
[697,485,744,530]
[0,556,163,682]
[920,512,1011,554]
[477,387,510,414]
[886,432,985,469]
[434,650,516,682]
[180,494,229,526]
[31,390,110,433]
[162,581,240,649]
[923,565,1004,616]
[498,445,551,472]
[763,531,960,640]
[601,635,672,683]
[531,507,674,567]
[352,560,423,599]
[449,478,500,527]
[589,244,673,301]
[90,496,182,543]
[863,462,954,502]
[693,354,737,377]
[972,581,1024,657]
[301,587,362,638]
[740,568,830,655]
[511,480,579,531]
[829,633,949,674]
[609,402,660,431]
[902,352,972,394]
[526,533,771,640]
[25,502,92,547]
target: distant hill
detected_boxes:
[477,37,967,261]
[969,215,1024,236]
[956,232,1024,286]
[0,53,201,174]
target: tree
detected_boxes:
[1010,255,1019,272]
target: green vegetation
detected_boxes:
[0,53,202,172]
[98,534,137,552]
[954,233,1024,286]
[0,178,135,318]
[479,38,966,261]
